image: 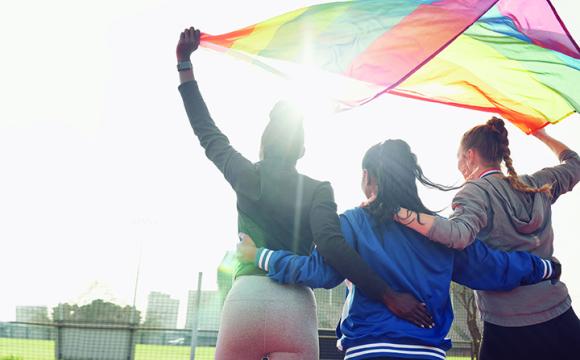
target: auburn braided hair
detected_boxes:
[461,117,551,194]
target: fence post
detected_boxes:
[189,272,203,360]
[127,323,136,360]
[54,321,62,360]
[55,305,64,360]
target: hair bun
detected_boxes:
[486,116,506,134]
[270,100,304,123]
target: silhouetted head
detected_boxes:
[260,100,305,164]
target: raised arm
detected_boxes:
[529,128,580,202]
[176,28,197,84]
[532,128,570,157]
[176,27,257,193]
[452,240,561,291]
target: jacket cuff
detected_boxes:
[540,259,553,280]
[255,248,275,272]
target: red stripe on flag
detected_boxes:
[345,0,497,88]
[200,26,257,49]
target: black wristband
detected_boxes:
[177,60,192,72]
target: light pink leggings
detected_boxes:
[215,275,319,360]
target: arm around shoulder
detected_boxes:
[452,240,561,291]
[396,184,488,250]
[255,247,345,289]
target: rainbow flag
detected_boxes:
[200,0,580,133]
[391,0,580,133]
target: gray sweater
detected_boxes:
[428,150,580,326]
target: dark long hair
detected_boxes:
[461,117,551,194]
[362,139,456,225]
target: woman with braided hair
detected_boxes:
[396,117,580,359]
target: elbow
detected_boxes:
[573,169,580,188]
[448,237,471,250]
[312,236,336,259]
[428,222,474,250]
[440,225,474,250]
[448,222,478,250]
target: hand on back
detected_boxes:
[237,233,258,263]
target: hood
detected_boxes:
[476,176,550,235]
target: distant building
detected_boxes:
[16,306,49,323]
[185,252,237,331]
[185,290,222,330]
[144,292,179,329]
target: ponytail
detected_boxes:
[362,140,457,225]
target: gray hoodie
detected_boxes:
[428,150,580,326]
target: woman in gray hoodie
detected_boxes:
[395,117,580,360]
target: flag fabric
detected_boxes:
[390,0,580,133]
[200,0,580,133]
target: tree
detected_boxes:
[52,299,141,325]
[451,283,481,360]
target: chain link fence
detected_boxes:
[1,272,480,360]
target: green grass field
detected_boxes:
[0,338,215,360]
[0,338,471,359]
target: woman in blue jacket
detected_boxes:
[238,139,560,360]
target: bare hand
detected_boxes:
[360,192,377,208]
[236,233,258,263]
[550,257,562,285]
[176,27,201,61]
[531,127,548,138]
[383,292,434,328]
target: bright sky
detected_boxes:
[1,0,579,327]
